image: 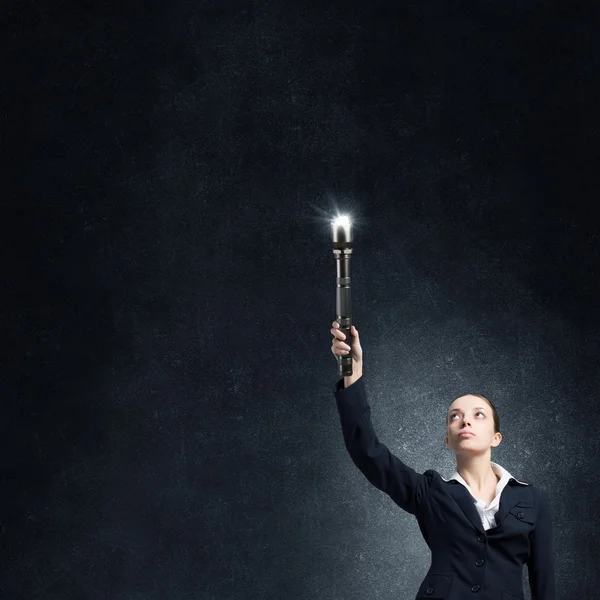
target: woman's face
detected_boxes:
[445,395,501,453]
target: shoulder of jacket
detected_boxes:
[527,484,552,507]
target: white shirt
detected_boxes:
[441,461,529,531]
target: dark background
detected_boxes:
[3,1,600,599]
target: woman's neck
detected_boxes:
[456,456,499,491]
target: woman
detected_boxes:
[330,321,556,600]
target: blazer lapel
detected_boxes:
[446,479,533,532]
[494,481,533,527]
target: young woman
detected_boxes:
[330,321,556,600]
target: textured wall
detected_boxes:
[4,1,599,599]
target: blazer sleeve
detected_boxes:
[527,487,556,600]
[333,376,428,515]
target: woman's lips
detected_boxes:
[459,432,475,437]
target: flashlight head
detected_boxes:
[332,216,352,245]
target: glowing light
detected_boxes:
[333,215,351,227]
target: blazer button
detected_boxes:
[475,559,484,567]
[426,587,434,594]
[517,512,524,519]
[471,584,481,592]
[477,534,486,542]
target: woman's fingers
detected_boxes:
[331,336,351,354]
[330,325,345,340]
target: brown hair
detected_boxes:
[448,393,500,434]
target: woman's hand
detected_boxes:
[330,321,363,365]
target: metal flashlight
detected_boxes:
[332,216,353,377]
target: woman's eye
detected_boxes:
[450,412,484,420]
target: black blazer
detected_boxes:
[334,376,556,600]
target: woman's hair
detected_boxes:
[448,393,501,434]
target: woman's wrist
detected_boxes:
[343,363,363,388]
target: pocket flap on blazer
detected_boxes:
[515,501,533,508]
[508,506,535,524]
[416,573,452,598]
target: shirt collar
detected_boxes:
[441,461,529,486]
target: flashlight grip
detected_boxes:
[336,321,353,377]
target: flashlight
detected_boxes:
[332,216,353,377]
